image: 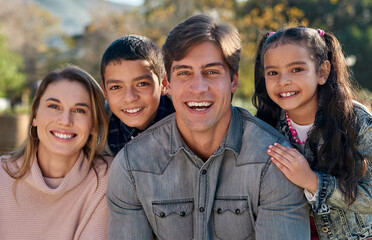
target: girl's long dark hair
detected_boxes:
[253,26,365,205]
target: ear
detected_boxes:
[161,76,170,96]
[32,116,37,127]
[100,81,108,99]
[318,60,330,85]
[231,72,239,94]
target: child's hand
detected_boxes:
[267,143,318,193]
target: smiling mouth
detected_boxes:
[280,92,297,97]
[186,101,212,111]
[123,107,143,113]
[52,131,75,139]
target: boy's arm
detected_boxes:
[107,149,153,239]
[255,159,310,240]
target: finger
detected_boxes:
[270,157,290,173]
[272,143,298,158]
[267,148,292,168]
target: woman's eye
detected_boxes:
[48,104,59,110]
[75,108,86,114]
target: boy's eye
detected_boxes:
[176,71,191,76]
[109,85,121,90]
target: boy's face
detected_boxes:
[103,60,167,130]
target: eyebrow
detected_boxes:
[171,62,226,72]
[105,73,154,85]
[265,61,307,70]
[45,98,90,108]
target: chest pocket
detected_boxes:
[152,198,194,240]
[212,197,254,240]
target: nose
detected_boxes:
[278,73,291,86]
[123,86,139,103]
[57,110,73,126]
[189,73,208,93]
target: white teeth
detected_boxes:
[54,132,73,139]
[280,92,296,97]
[187,102,212,107]
[124,107,142,113]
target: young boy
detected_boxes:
[100,35,174,156]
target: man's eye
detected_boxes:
[137,82,150,87]
[292,68,303,73]
[206,70,219,75]
[177,71,190,76]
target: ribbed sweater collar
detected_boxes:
[22,151,89,195]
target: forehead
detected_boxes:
[41,79,90,103]
[104,60,159,81]
[264,43,313,64]
[171,41,226,69]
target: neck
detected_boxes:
[287,108,317,125]
[37,145,81,178]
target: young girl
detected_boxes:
[253,26,372,240]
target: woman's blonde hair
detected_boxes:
[2,64,108,179]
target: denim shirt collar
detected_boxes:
[169,105,242,159]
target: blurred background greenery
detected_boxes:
[0,0,371,115]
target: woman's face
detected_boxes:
[32,79,92,160]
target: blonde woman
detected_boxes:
[0,65,112,240]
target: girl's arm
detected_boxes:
[268,124,372,214]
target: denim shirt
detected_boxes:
[107,106,310,240]
[276,102,372,240]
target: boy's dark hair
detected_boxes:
[162,14,241,82]
[100,35,165,85]
[253,26,365,205]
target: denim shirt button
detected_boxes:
[235,209,241,214]
[180,211,186,217]
[199,207,205,212]
[321,227,329,233]
[201,169,207,174]
[217,208,222,214]
[160,212,166,218]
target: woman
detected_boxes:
[0,65,111,239]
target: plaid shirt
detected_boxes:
[106,95,175,156]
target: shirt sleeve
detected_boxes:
[106,148,153,240]
[79,197,108,240]
[255,156,310,240]
[310,121,372,215]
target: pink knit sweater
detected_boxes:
[0,151,112,240]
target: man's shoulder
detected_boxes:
[117,114,175,174]
[233,107,290,164]
[236,107,288,143]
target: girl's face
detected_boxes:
[263,43,328,124]
[32,80,92,160]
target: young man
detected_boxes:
[100,35,174,156]
[107,15,310,239]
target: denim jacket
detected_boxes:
[276,102,372,240]
[107,106,310,240]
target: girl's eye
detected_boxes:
[266,71,277,76]
[109,85,121,90]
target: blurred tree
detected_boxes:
[0,33,26,111]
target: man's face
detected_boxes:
[103,60,167,130]
[168,41,238,138]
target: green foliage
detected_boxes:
[0,33,26,100]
